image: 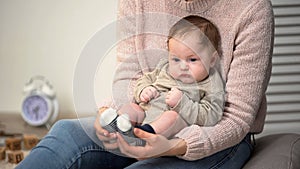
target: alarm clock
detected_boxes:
[21,76,59,129]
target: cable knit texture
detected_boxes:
[113,0,274,161]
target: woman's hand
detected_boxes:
[117,128,187,160]
[94,107,118,149]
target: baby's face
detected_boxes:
[168,38,210,84]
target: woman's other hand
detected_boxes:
[94,107,118,149]
[117,128,187,160]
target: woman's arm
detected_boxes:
[112,0,141,108]
[174,0,274,160]
[94,0,140,145]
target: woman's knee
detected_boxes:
[52,119,79,129]
[49,119,80,135]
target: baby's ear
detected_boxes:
[210,51,218,67]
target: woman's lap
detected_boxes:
[16,117,136,169]
[16,117,253,169]
[126,134,253,169]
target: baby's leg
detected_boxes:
[118,103,145,126]
[116,103,147,146]
[99,103,145,133]
[99,103,147,146]
[150,110,187,138]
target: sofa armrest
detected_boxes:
[243,133,300,169]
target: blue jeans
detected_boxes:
[16,117,253,169]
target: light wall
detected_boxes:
[0,0,118,116]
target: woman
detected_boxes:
[17,0,274,168]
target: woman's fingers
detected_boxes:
[116,132,146,158]
[117,128,173,159]
[94,106,119,149]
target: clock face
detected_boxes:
[22,95,51,125]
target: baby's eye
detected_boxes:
[189,58,198,62]
[172,57,181,62]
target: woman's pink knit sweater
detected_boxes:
[112,0,274,160]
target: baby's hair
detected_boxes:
[168,15,220,52]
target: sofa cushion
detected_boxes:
[243,133,300,169]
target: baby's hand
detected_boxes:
[140,86,159,103]
[165,87,182,108]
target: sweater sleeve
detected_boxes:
[175,0,274,160]
[112,0,141,108]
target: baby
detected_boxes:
[100,15,225,146]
